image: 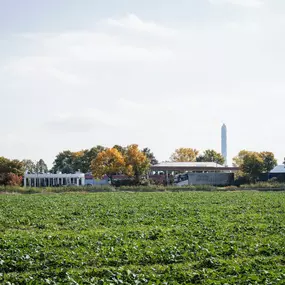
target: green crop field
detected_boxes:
[0,192,285,284]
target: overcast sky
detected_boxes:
[1,0,285,167]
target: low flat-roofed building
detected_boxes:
[150,162,239,185]
[85,174,109,186]
[24,172,85,187]
[270,165,285,173]
[269,165,285,181]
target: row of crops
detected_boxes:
[0,191,285,284]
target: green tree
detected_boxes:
[233,150,253,179]
[196,149,225,165]
[71,150,85,173]
[52,151,75,173]
[52,146,106,173]
[0,157,23,186]
[35,159,48,173]
[22,159,36,173]
[142,148,158,165]
[260,151,277,172]
[82,146,106,172]
[240,152,264,183]
[234,150,277,182]
[233,150,252,167]
[0,157,23,176]
[170,148,199,162]
[73,146,107,173]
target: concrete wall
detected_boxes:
[85,178,109,186]
[188,173,234,186]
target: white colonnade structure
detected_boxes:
[23,172,85,187]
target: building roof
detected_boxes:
[153,162,224,168]
[270,165,285,173]
[150,162,239,172]
[24,173,85,178]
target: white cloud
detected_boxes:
[2,10,285,166]
[106,14,177,38]
[46,107,137,132]
[209,0,263,8]
[5,56,83,85]
[45,97,178,135]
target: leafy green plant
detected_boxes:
[0,191,284,284]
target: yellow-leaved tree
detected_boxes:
[124,144,150,183]
[91,148,126,183]
[233,150,277,182]
[232,150,252,167]
[240,152,264,183]
[170,148,199,162]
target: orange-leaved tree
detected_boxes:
[170,148,199,162]
[91,148,126,183]
[124,144,150,183]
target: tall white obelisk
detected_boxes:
[221,124,227,166]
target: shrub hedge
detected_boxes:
[1,182,285,194]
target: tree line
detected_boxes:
[0,145,158,186]
[50,145,158,175]
[170,148,278,183]
[0,146,279,186]
[233,150,277,183]
[170,148,225,165]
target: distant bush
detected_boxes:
[112,179,137,187]
[0,173,22,186]
[0,185,115,194]
[234,175,250,186]
[118,185,217,192]
[112,177,155,187]
[2,182,285,195]
[118,185,166,192]
[239,181,285,189]
[222,185,239,191]
[0,186,41,194]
